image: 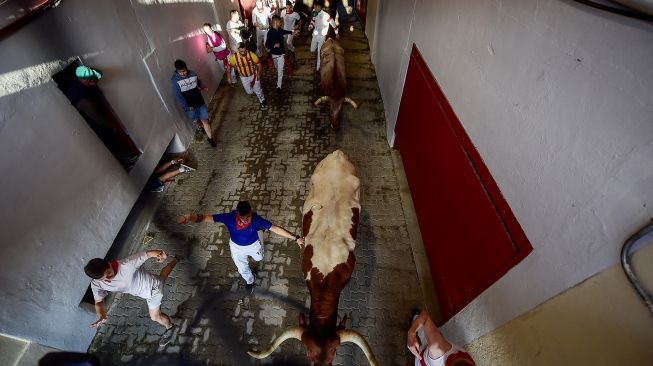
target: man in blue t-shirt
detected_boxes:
[177,201,304,293]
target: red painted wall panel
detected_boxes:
[395,45,532,324]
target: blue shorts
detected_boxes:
[185,105,209,121]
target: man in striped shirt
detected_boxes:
[309,0,338,71]
[228,42,267,108]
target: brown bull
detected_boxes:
[314,38,358,129]
[248,150,378,366]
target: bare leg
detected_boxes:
[149,308,173,328]
[158,168,182,183]
[201,119,213,139]
[154,161,174,174]
[159,258,178,281]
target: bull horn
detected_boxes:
[344,97,359,109]
[314,96,330,106]
[248,326,304,359]
[337,329,379,366]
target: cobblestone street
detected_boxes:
[89,24,424,366]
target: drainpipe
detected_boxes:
[621,222,653,313]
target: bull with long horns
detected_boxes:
[314,38,358,129]
[248,150,378,366]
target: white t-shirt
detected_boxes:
[226,19,244,49]
[90,252,160,301]
[415,344,471,366]
[252,7,272,30]
[281,9,301,31]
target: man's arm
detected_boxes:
[90,300,108,328]
[177,213,215,224]
[407,309,452,360]
[269,224,305,247]
[171,80,188,110]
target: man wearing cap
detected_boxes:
[171,59,216,147]
[177,201,304,294]
[59,66,139,169]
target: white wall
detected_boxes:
[370,0,653,344]
[0,0,229,351]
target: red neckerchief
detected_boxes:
[286,8,294,14]
[110,260,119,274]
[419,349,428,366]
[103,260,119,282]
[236,213,252,230]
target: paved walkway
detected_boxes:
[89,24,423,366]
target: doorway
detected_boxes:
[394,45,533,324]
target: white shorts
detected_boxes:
[146,280,164,309]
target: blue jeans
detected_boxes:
[185,104,209,121]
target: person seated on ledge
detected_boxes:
[146,158,195,193]
[407,309,476,366]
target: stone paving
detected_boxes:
[89,24,424,366]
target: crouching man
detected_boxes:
[84,250,178,346]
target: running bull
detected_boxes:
[248,150,378,366]
[314,38,358,129]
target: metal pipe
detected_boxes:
[620,221,653,313]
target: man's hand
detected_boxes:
[200,86,209,92]
[274,42,281,48]
[177,215,190,224]
[155,250,167,263]
[90,316,107,329]
[296,237,305,247]
[407,330,421,359]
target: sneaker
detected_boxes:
[276,87,282,94]
[179,164,195,173]
[245,282,255,295]
[207,138,216,147]
[260,99,268,109]
[149,184,165,193]
[159,325,176,346]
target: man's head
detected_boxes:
[174,59,188,77]
[286,1,293,10]
[313,0,323,11]
[237,42,248,56]
[84,258,113,281]
[256,0,263,9]
[75,66,102,86]
[236,201,253,225]
[271,15,281,29]
[230,9,240,21]
[202,22,213,35]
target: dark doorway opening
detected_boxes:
[394,44,533,324]
[53,59,141,171]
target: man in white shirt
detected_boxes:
[84,250,178,346]
[251,0,272,57]
[309,0,338,71]
[226,9,246,52]
[280,1,301,55]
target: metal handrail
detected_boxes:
[620,221,653,313]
